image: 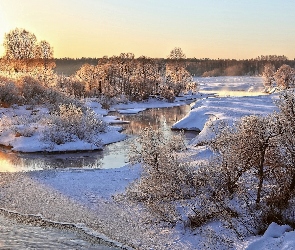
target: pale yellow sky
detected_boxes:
[1,0,295,59]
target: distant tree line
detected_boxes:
[54,57,99,76]
[186,56,295,76]
[53,56,295,77]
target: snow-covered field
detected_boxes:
[1,76,295,249]
[195,76,265,96]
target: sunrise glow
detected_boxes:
[0,0,294,59]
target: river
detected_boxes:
[0,103,197,249]
[0,104,197,172]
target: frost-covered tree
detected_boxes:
[127,128,196,223]
[129,56,164,100]
[191,91,295,233]
[3,28,38,72]
[273,64,295,89]
[262,63,275,90]
[3,28,37,60]
[36,40,55,69]
[209,115,281,205]
[165,47,196,98]
[1,28,56,86]
[168,47,186,60]
[75,63,99,94]
[272,90,295,203]
[73,52,196,101]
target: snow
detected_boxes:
[112,94,203,112]
[0,100,128,152]
[1,76,295,249]
[0,123,126,153]
[84,99,108,115]
[173,94,278,144]
[173,77,278,144]
[0,95,202,153]
[195,76,265,95]
[32,164,141,205]
[245,223,295,250]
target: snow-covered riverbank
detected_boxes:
[1,76,295,249]
[0,94,202,153]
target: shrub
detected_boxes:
[41,103,106,146]
[0,114,40,137]
[19,76,48,105]
[274,64,295,89]
[159,85,175,102]
[190,91,295,235]
[0,78,20,107]
[57,76,86,98]
[127,128,196,223]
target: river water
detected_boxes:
[0,104,196,172]
[0,104,197,249]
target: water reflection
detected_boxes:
[0,105,198,172]
[0,151,26,172]
[117,105,190,135]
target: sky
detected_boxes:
[0,0,295,59]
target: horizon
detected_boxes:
[1,0,295,60]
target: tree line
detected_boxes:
[54,56,295,77]
[0,28,197,105]
[186,56,295,76]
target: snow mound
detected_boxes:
[246,223,295,250]
[173,94,278,144]
[264,222,292,238]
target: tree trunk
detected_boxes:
[256,145,267,205]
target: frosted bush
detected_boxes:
[19,76,48,105]
[159,85,175,102]
[45,87,83,110]
[29,67,58,87]
[0,79,20,107]
[0,115,13,133]
[127,128,196,223]
[41,103,106,146]
[57,77,86,98]
[0,114,40,137]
